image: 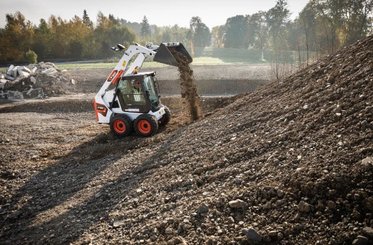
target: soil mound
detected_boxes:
[100,35,371,243]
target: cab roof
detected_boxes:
[122,71,155,79]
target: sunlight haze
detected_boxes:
[0,0,309,28]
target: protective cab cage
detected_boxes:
[110,72,160,114]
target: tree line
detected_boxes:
[0,0,371,64]
[214,0,372,62]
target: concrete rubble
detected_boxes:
[0,62,75,101]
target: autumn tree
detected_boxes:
[32,19,51,59]
[343,0,372,44]
[67,16,93,58]
[94,12,135,58]
[0,12,34,62]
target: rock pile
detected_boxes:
[0,62,76,100]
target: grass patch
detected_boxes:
[55,57,230,70]
[0,57,232,73]
[56,61,172,70]
[192,57,230,65]
[56,62,116,70]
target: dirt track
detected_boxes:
[1,36,373,245]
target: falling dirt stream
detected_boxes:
[173,51,203,121]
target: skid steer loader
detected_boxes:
[93,42,192,137]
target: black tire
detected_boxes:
[159,106,171,127]
[134,114,159,137]
[110,114,132,138]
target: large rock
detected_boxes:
[242,227,262,242]
[229,199,248,209]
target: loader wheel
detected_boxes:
[159,106,171,127]
[110,114,132,138]
[134,114,159,137]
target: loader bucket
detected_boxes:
[154,42,192,67]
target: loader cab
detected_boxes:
[115,72,161,113]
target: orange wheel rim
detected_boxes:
[113,120,126,134]
[138,119,151,134]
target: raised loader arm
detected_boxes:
[93,42,192,124]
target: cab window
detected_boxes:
[117,78,146,106]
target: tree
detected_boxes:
[140,16,151,38]
[0,12,34,62]
[82,10,93,29]
[25,49,38,63]
[154,25,189,44]
[266,0,289,45]
[299,2,317,64]
[266,0,290,80]
[32,18,51,59]
[189,17,211,55]
[211,25,225,48]
[344,0,372,44]
[249,11,269,60]
[94,12,136,58]
[224,15,249,48]
[298,0,373,55]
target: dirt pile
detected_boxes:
[0,36,372,244]
[173,51,203,121]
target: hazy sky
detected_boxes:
[0,0,309,28]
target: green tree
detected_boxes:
[266,0,289,45]
[140,16,151,38]
[299,2,317,63]
[189,17,211,54]
[25,49,38,63]
[298,0,372,55]
[315,0,345,53]
[249,11,269,60]
[266,0,290,80]
[211,25,225,48]
[224,15,249,48]
[82,10,93,29]
[154,25,188,44]
[344,0,372,44]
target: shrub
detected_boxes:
[25,49,38,64]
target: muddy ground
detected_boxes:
[1,36,372,245]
